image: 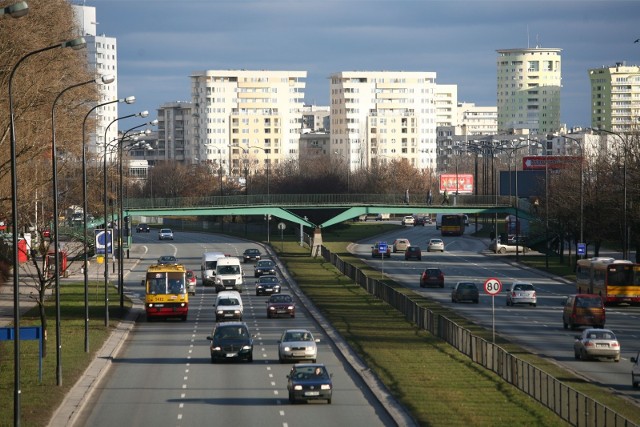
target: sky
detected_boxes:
[88,0,640,129]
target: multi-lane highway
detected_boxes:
[75,230,398,427]
[354,221,640,405]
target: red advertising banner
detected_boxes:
[439,174,474,194]
[522,156,582,170]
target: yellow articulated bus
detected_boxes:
[143,264,189,321]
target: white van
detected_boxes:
[214,257,243,293]
[214,291,243,321]
[201,252,226,286]
[435,213,443,229]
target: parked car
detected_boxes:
[392,238,411,253]
[206,321,253,363]
[158,228,174,240]
[632,351,640,388]
[243,248,261,263]
[266,293,296,318]
[278,329,319,363]
[427,238,445,252]
[254,259,277,277]
[506,282,537,307]
[489,239,528,254]
[186,270,197,295]
[371,242,391,258]
[255,275,281,296]
[286,363,333,404]
[136,223,150,232]
[157,255,178,265]
[404,246,422,261]
[562,294,606,330]
[401,216,415,226]
[451,282,479,303]
[573,328,620,362]
[420,268,444,288]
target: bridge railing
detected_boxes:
[125,193,515,210]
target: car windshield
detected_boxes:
[218,265,240,274]
[215,326,248,339]
[284,331,313,342]
[260,277,279,284]
[270,295,292,303]
[258,261,273,267]
[292,366,329,380]
[218,298,239,306]
[245,249,259,254]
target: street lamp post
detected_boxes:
[51,74,114,386]
[248,145,270,202]
[556,134,585,260]
[102,111,148,326]
[334,150,350,193]
[7,36,84,425]
[81,95,135,353]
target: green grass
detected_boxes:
[0,282,130,427]
[265,223,640,426]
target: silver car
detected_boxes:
[506,282,537,307]
[427,238,445,252]
[278,329,319,363]
[158,228,174,240]
[574,328,620,362]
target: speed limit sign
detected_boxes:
[483,278,502,295]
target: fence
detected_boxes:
[322,246,637,427]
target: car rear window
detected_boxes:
[577,297,602,308]
[514,284,534,291]
[426,269,441,276]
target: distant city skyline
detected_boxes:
[92,0,640,129]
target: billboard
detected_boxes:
[522,156,582,170]
[439,174,474,194]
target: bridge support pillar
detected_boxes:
[312,227,322,257]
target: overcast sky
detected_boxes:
[91,0,640,129]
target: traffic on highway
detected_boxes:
[355,219,640,404]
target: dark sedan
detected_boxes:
[136,223,150,232]
[254,259,276,277]
[256,276,281,296]
[420,268,444,288]
[243,248,261,263]
[404,246,422,260]
[266,293,295,318]
[451,282,479,303]
[157,255,178,265]
[286,363,333,404]
[206,321,253,363]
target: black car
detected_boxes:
[254,260,276,277]
[206,321,253,363]
[451,282,479,303]
[243,248,262,263]
[136,223,150,233]
[256,275,281,296]
[286,363,333,404]
[404,246,422,260]
[414,216,430,226]
[157,255,178,265]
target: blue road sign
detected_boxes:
[577,243,586,256]
[95,229,113,254]
[378,242,388,253]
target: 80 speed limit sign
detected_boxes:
[483,278,502,295]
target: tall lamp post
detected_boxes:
[8,35,84,425]
[102,111,148,326]
[248,145,270,202]
[334,150,350,193]
[556,133,585,260]
[594,128,629,259]
[51,74,114,386]
[81,95,135,353]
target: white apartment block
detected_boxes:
[190,70,306,176]
[329,71,438,173]
[302,105,330,133]
[496,47,561,136]
[156,101,193,162]
[435,84,458,127]
[456,102,498,136]
[589,62,640,133]
[72,5,119,157]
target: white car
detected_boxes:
[158,228,174,240]
[401,216,415,226]
[278,329,319,363]
[506,282,537,306]
[427,238,445,252]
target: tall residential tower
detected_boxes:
[589,62,640,133]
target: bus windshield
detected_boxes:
[148,272,185,295]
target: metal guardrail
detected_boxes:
[321,246,637,427]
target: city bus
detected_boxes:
[143,264,189,321]
[575,257,640,305]
[440,214,465,236]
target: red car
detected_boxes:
[266,293,296,318]
[420,268,444,288]
[186,270,197,295]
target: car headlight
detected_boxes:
[241,345,251,350]
[212,346,221,351]
[294,385,303,390]
[320,384,331,390]
[216,310,224,315]
[287,305,294,310]
[283,346,291,351]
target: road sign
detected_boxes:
[278,222,286,230]
[378,242,388,253]
[95,229,113,255]
[577,243,586,256]
[483,278,502,295]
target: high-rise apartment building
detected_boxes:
[456,102,498,136]
[496,47,561,135]
[190,70,306,176]
[589,62,640,133]
[329,71,438,172]
[72,4,119,156]
[156,101,193,162]
[435,84,458,128]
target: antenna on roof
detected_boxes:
[527,25,530,48]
